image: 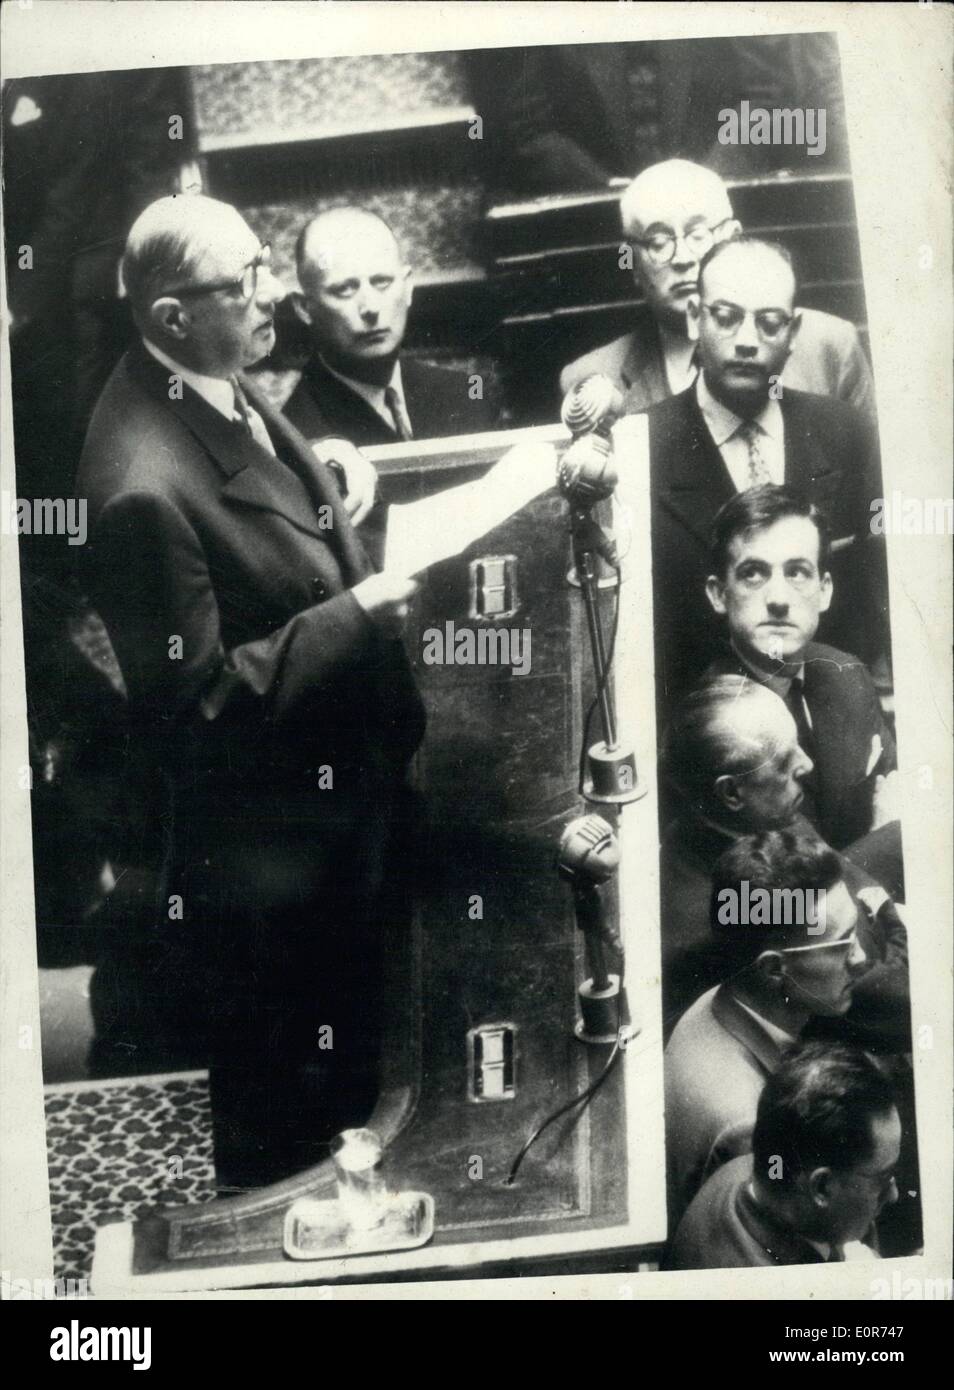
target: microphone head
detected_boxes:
[557,814,621,884]
[561,374,624,438]
[558,433,619,504]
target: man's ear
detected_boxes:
[706,574,728,615]
[787,310,802,349]
[720,217,743,244]
[806,1165,834,1210]
[401,264,414,308]
[290,291,313,328]
[714,772,744,813]
[148,297,189,342]
[686,293,702,342]
[818,569,833,615]
[753,948,786,989]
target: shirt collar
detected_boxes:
[319,355,403,415]
[143,339,237,421]
[731,642,806,699]
[734,997,797,1048]
[695,371,783,447]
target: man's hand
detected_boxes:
[871,768,900,830]
[352,572,419,638]
[312,438,377,526]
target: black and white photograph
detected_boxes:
[1,0,950,1316]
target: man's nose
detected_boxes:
[258,267,286,306]
[733,311,761,352]
[794,748,814,780]
[847,933,868,972]
[670,236,696,271]
[882,1175,900,1208]
[765,574,790,609]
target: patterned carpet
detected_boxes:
[44,1072,216,1283]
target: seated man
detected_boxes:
[703,483,900,882]
[641,235,885,711]
[664,828,871,1226]
[659,676,907,1042]
[666,1043,900,1269]
[285,205,502,447]
[560,159,875,427]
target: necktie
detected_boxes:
[232,378,276,456]
[737,419,772,487]
[383,385,414,442]
[785,676,815,760]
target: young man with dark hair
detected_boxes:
[703,483,900,873]
[667,1043,901,1268]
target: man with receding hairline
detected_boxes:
[286,205,502,449]
[77,193,426,1191]
[560,159,875,426]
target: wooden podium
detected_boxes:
[91,417,667,1292]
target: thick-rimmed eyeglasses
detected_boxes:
[163,243,272,302]
[631,217,734,267]
[701,300,795,342]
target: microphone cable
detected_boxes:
[577,554,623,797]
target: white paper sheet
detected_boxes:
[383,439,557,576]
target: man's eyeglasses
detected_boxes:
[780,929,863,956]
[631,217,734,267]
[701,300,795,342]
[164,243,272,302]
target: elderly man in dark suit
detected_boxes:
[642,235,885,715]
[702,484,901,877]
[560,160,875,427]
[76,194,425,1192]
[667,1044,900,1269]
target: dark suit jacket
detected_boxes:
[646,384,884,715]
[76,341,426,920]
[284,355,502,448]
[666,1154,835,1269]
[703,643,898,854]
[659,810,909,1049]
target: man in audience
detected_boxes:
[640,235,884,710]
[659,676,907,1042]
[560,160,874,426]
[666,1043,900,1268]
[286,205,501,447]
[664,828,871,1226]
[703,484,900,883]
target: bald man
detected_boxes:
[77,194,425,1192]
[559,159,875,429]
[285,206,502,448]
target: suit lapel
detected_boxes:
[712,985,784,1076]
[653,390,735,549]
[620,312,670,414]
[304,356,398,444]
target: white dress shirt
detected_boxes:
[660,323,699,395]
[696,372,785,492]
[319,357,409,434]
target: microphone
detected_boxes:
[557,814,625,1044]
[558,374,624,506]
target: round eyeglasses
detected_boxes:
[631,217,734,267]
[702,300,795,342]
[164,243,273,303]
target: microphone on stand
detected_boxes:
[558,814,625,1044]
